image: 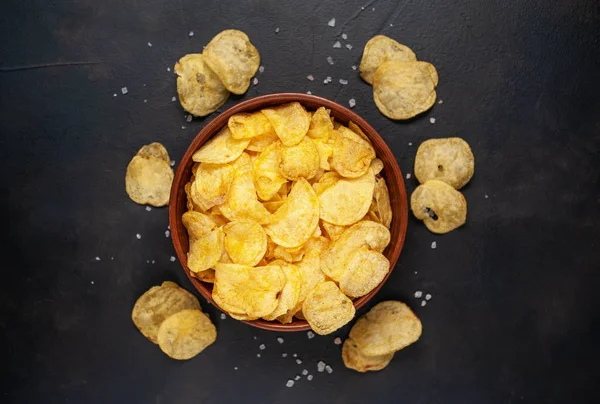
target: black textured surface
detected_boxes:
[1,0,599,403]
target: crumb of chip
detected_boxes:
[339,79,348,85]
[425,294,432,300]
[421,301,427,307]
[333,337,342,345]
[346,44,353,50]
[282,353,288,357]
[327,56,334,65]
[136,233,141,239]
[121,87,128,95]
[171,96,176,102]
[286,380,294,387]
[259,344,266,350]
[333,41,341,48]
[414,291,423,298]
[188,31,194,37]
[431,241,437,249]
[406,173,411,179]
[430,117,436,124]
[296,359,302,364]
[277,337,284,344]
[95,256,100,261]
[307,331,315,339]
[259,65,265,73]
[317,361,326,372]
[325,365,333,374]
[328,18,336,27]
[302,369,308,375]
[165,230,170,238]
[307,374,313,381]
[170,256,176,262]
[275,27,280,33]
[348,98,356,108]
[342,33,347,40]
[220,313,226,320]
[307,75,314,81]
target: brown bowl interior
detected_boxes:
[169,93,408,332]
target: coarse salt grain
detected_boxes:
[325,365,333,374]
[390,23,394,27]
[294,375,300,380]
[151,260,155,264]
[317,361,326,372]
[425,294,432,300]
[408,142,413,146]
[430,117,436,124]
[282,353,288,357]
[307,331,315,339]
[334,337,342,345]
[286,380,294,387]
[186,115,193,123]
[113,93,117,97]
[91,281,94,284]
[189,31,194,37]
[256,353,261,358]
[147,42,152,47]
[302,369,308,375]
[253,77,258,85]
[339,79,348,85]
[296,359,302,364]
[351,65,357,70]
[165,230,170,238]
[170,256,176,262]
[421,301,427,307]
[307,374,313,381]
[342,33,348,40]
[333,41,341,48]
[328,18,336,27]
[327,56,334,65]
[277,337,284,344]
[259,65,264,73]
[121,87,128,95]
[431,241,437,249]
[234,366,238,370]
[485,194,489,199]
[95,257,101,261]
[406,173,412,179]
[253,336,257,340]
[170,160,175,167]
[293,353,297,357]
[167,67,171,72]
[220,313,226,320]
[438,100,443,104]
[182,126,186,130]
[414,291,423,298]
[275,27,280,33]
[348,99,356,108]
[306,91,312,95]
[172,96,176,102]
[346,44,353,50]
[143,99,147,103]
[307,75,314,81]
[136,233,141,239]
[259,344,266,350]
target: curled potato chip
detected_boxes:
[321,221,347,242]
[370,158,384,175]
[331,126,376,178]
[194,163,236,206]
[319,170,375,226]
[302,281,355,335]
[349,301,422,356]
[374,177,393,229]
[263,262,302,321]
[307,107,334,140]
[312,171,341,195]
[279,137,320,180]
[246,131,279,152]
[342,337,394,372]
[411,180,467,234]
[192,126,250,164]
[359,35,417,84]
[185,182,202,212]
[203,30,260,94]
[223,220,267,266]
[188,228,224,273]
[137,142,170,163]
[347,121,372,144]
[252,142,288,201]
[262,102,310,146]
[213,263,285,319]
[157,309,216,360]
[263,200,284,213]
[182,211,216,240]
[190,179,217,211]
[126,152,174,207]
[192,268,215,283]
[414,138,475,189]
[265,178,319,248]
[229,112,275,140]
[339,248,390,298]
[132,282,200,344]
[220,167,273,224]
[175,54,229,117]
[373,61,438,120]
[313,139,333,171]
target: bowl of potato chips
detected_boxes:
[169,93,408,332]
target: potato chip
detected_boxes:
[314,139,333,171]
[312,171,341,195]
[347,121,372,144]
[373,60,438,120]
[339,248,390,298]
[220,167,273,224]
[190,179,217,211]
[194,162,236,206]
[411,180,467,234]
[228,112,275,140]
[192,126,250,164]
[126,153,174,207]
[192,268,215,283]
[359,35,417,84]
[414,137,475,189]
[252,142,288,201]
[263,262,302,321]
[319,170,375,226]
[157,309,216,360]
[203,29,260,94]
[263,200,284,213]
[185,182,202,212]
[137,142,170,163]
[302,281,355,335]
[342,337,394,372]
[182,211,216,240]
[321,221,347,242]
[302,235,331,255]
[187,228,224,273]
[175,53,229,117]
[331,126,376,178]
[223,220,267,266]
[131,282,201,344]
[265,178,319,248]
[279,137,320,180]
[374,177,393,229]
[349,301,422,356]
[370,158,384,175]
[261,102,310,146]
[246,131,279,152]
[213,263,285,318]
[307,107,334,140]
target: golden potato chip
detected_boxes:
[126,153,174,207]
[187,228,224,273]
[373,60,438,120]
[411,180,467,234]
[414,138,475,189]
[265,178,319,248]
[370,158,384,175]
[190,179,217,211]
[339,248,390,298]
[302,281,355,335]
[157,309,216,360]
[213,263,285,318]
[349,301,422,356]
[302,235,331,255]
[347,121,372,144]
[279,137,320,180]
[246,131,279,152]
[331,126,376,178]
[137,142,170,163]
[185,182,202,212]
[208,211,228,227]
[194,162,235,206]
[312,171,341,196]
[307,107,334,140]
[228,112,275,140]
[342,337,394,372]
[313,139,333,171]
[174,54,229,117]
[203,29,260,94]
[318,170,375,226]
[321,221,391,281]
[261,102,310,146]
[252,142,288,201]
[359,35,417,84]
[321,221,347,242]
[263,262,302,321]
[192,126,250,164]
[263,200,284,213]
[223,220,267,266]
[182,211,216,240]
[131,282,200,344]
[192,268,215,283]
[374,177,393,229]
[220,167,273,224]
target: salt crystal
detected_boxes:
[91,281,94,284]
[372,7,375,11]
[277,337,284,344]
[151,260,155,264]
[327,18,336,27]
[282,353,288,357]
[170,256,176,262]
[306,91,312,95]
[294,375,300,381]
[111,256,114,260]
[259,344,266,350]
[406,173,411,179]
[172,96,176,102]
[323,79,329,84]
[307,75,314,81]
[408,142,413,146]
[220,313,226,320]
[333,41,341,48]
[351,65,357,70]
[390,23,394,27]
[414,291,423,298]
[296,359,302,364]
[167,67,171,72]
[113,94,117,97]
[348,98,356,108]
[345,44,353,50]
[95,256,100,261]
[334,337,342,345]
[256,353,261,358]
[170,160,175,167]
[307,331,315,339]
[421,301,427,307]
[186,115,193,123]
[253,336,257,340]
[431,241,437,249]
[327,56,334,65]
[121,87,128,95]
[275,27,280,33]
[327,76,332,82]
[252,77,258,85]
[286,380,294,387]
[302,369,308,375]
[307,375,313,381]
[181,126,186,130]
[438,100,443,104]
[293,353,297,357]
[485,194,489,199]
[259,65,265,73]
[317,361,326,372]
[425,294,432,300]
[143,99,147,103]
[136,233,141,239]
[325,365,333,374]
[165,230,170,238]
[189,31,194,37]
[339,79,348,85]
[147,42,152,47]
[342,33,347,40]
[430,117,436,124]
[234,366,238,370]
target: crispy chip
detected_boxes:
[263,262,302,321]
[187,228,224,273]
[192,126,250,164]
[331,126,376,178]
[319,170,375,226]
[339,248,390,298]
[192,268,215,283]
[126,150,174,207]
[137,142,171,163]
[374,177,393,228]
[312,171,341,196]
[359,35,417,84]
[246,131,280,152]
[342,337,394,372]
[279,137,320,180]
[228,111,275,140]
[349,301,422,356]
[182,211,216,240]
[157,309,216,360]
[175,54,229,117]
[203,30,260,94]
[261,102,310,146]
[347,121,372,144]
[321,221,347,242]
[263,200,284,213]
[307,107,334,140]
[132,282,200,344]
[302,281,355,335]
[370,158,384,175]
[414,138,475,189]
[190,179,217,211]
[223,220,267,266]
[410,180,467,234]
[373,61,438,120]
[220,166,273,224]
[194,162,236,206]
[185,182,203,212]
[252,142,288,201]
[313,139,333,171]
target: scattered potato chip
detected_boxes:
[137,142,171,163]
[370,158,384,175]
[126,144,174,207]
[411,180,467,234]
[252,142,288,201]
[228,112,275,140]
[263,262,302,321]
[262,102,310,146]
[321,221,347,242]
[373,60,438,120]
[157,309,216,360]
[349,301,422,356]
[319,170,375,226]
[302,281,355,335]
[220,167,273,224]
[331,126,376,178]
[374,177,393,228]
[194,162,236,206]
[339,248,390,298]
[279,137,320,180]
[223,220,267,266]
[359,35,417,84]
[414,138,475,189]
[182,211,216,240]
[246,131,280,152]
[307,107,334,140]
[192,126,250,164]
[131,282,201,344]
[187,228,224,273]
[342,337,394,372]
[203,30,260,94]
[174,54,229,117]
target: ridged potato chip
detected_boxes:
[414,138,475,189]
[223,220,267,266]
[265,178,319,248]
[374,177,393,229]
[349,301,422,356]
[137,142,171,163]
[319,170,375,226]
[262,102,310,146]
[126,145,174,207]
[188,228,224,273]
[182,211,216,240]
[279,137,320,180]
[220,167,273,224]
[342,337,394,372]
[228,112,275,140]
[194,162,235,206]
[339,248,390,298]
[252,142,288,201]
[157,309,216,360]
[307,107,334,140]
[411,180,467,234]
[373,60,438,120]
[331,126,376,178]
[263,262,302,321]
[203,30,260,94]
[302,281,355,335]
[175,54,229,117]
[192,126,250,164]
[359,35,417,84]
[131,282,201,344]
[321,221,347,242]
[246,131,280,152]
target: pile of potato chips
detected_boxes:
[125,142,174,207]
[359,35,438,120]
[182,102,394,334]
